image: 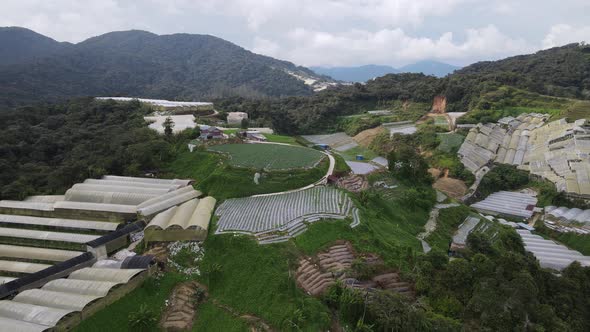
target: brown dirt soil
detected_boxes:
[161,281,207,331]
[433,177,467,198]
[353,126,388,147]
[431,95,447,114]
[337,175,369,193]
[428,168,442,179]
[295,241,414,297]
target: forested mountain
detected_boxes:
[311,65,400,82]
[398,60,460,78]
[0,27,72,65]
[312,61,460,82]
[0,28,332,107]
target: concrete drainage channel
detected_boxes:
[417,203,461,253]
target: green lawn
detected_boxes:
[168,149,329,200]
[437,133,465,153]
[208,143,325,170]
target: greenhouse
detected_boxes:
[145,197,217,242]
[471,191,537,220]
[0,214,118,232]
[518,229,590,270]
[0,245,82,262]
[0,264,148,330]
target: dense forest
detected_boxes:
[0,27,331,107]
[0,98,183,199]
[214,43,590,134]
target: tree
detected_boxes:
[240,118,249,129]
[387,143,431,185]
[163,116,175,137]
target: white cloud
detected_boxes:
[542,24,590,49]
[271,25,533,66]
[252,37,280,57]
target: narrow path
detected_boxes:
[417,203,461,253]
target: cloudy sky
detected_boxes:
[2,0,589,67]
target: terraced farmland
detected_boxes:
[215,186,360,244]
[208,143,325,170]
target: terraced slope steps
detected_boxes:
[295,242,413,297]
[215,186,361,244]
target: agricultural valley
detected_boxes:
[0,15,590,332]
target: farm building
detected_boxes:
[245,130,267,141]
[302,132,358,151]
[226,112,248,126]
[144,197,216,243]
[517,229,590,270]
[97,97,214,114]
[199,125,224,140]
[0,174,214,330]
[215,186,360,244]
[471,191,537,220]
[458,115,590,199]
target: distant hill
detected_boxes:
[0,27,72,65]
[312,61,460,82]
[398,60,460,78]
[0,28,333,107]
[311,65,399,83]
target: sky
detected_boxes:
[1,0,590,68]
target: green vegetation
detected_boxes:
[192,303,249,332]
[74,273,187,332]
[168,149,328,200]
[437,133,465,153]
[336,145,378,161]
[198,230,332,330]
[332,153,351,175]
[476,164,530,199]
[425,206,472,252]
[208,143,325,170]
[0,98,179,200]
[263,134,301,145]
[535,223,590,256]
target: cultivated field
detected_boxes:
[208,143,325,170]
[437,133,465,152]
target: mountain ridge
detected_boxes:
[312,60,461,82]
[0,27,333,107]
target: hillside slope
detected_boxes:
[0,28,332,107]
[0,27,72,65]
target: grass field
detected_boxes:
[74,273,187,332]
[337,145,378,161]
[208,143,325,170]
[437,133,465,153]
[168,149,329,200]
[263,134,301,145]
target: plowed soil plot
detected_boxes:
[209,143,325,170]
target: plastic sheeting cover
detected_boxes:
[0,214,119,232]
[68,267,144,283]
[0,300,74,327]
[0,227,100,244]
[0,260,51,274]
[64,189,157,206]
[0,316,49,332]
[188,197,216,230]
[13,289,101,311]
[0,245,83,262]
[42,279,118,297]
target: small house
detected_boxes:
[199,125,224,140]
